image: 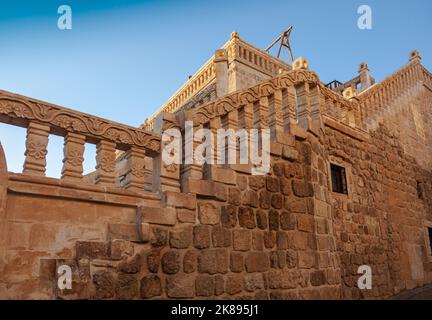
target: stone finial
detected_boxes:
[409,50,421,62]
[342,87,358,100]
[292,57,309,70]
[230,31,239,39]
[358,62,371,91]
[358,62,369,73]
[214,49,228,62]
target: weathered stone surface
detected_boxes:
[230,252,244,272]
[233,229,251,251]
[252,232,264,251]
[140,274,161,298]
[256,210,268,229]
[161,250,180,274]
[298,251,317,269]
[169,226,192,249]
[116,274,138,300]
[310,270,326,286]
[212,225,232,247]
[249,176,265,191]
[193,225,211,249]
[225,274,243,295]
[177,208,196,223]
[139,206,176,226]
[150,227,168,248]
[268,210,279,231]
[228,187,242,205]
[266,176,279,192]
[163,191,196,210]
[117,253,142,274]
[214,275,224,296]
[221,205,237,228]
[277,231,288,250]
[76,241,109,260]
[245,252,270,272]
[297,215,315,233]
[271,194,283,209]
[244,273,265,292]
[242,190,259,208]
[238,207,256,229]
[280,178,291,195]
[259,191,271,209]
[198,203,220,225]
[146,249,160,273]
[93,271,115,299]
[183,250,197,273]
[280,211,297,230]
[292,179,314,197]
[286,250,298,268]
[264,231,276,249]
[110,239,134,260]
[196,274,214,297]
[166,274,195,298]
[198,249,229,274]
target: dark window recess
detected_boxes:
[428,228,432,255]
[331,164,348,194]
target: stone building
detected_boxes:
[0,33,431,299]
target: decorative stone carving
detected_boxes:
[23,122,50,176]
[61,132,85,181]
[95,140,117,186]
[0,92,160,154]
[123,147,146,192]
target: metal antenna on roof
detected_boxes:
[265,26,294,63]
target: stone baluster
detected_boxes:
[295,82,312,130]
[153,112,181,193]
[253,96,269,129]
[308,84,323,129]
[203,117,221,179]
[225,110,239,166]
[181,115,203,184]
[268,90,284,141]
[95,140,117,186]
[281,86,297,133]
[61,132,85,181]
[23,121,50,176]
[123,146,146,192]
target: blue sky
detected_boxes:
[0,0,430,177]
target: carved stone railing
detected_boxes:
[144,58,216,130]
[176,68,356,182]
[357,59,425,124]
[0,90,173,193]
[144,33,293,130]
[318,84,357,127]
[228,32,292,77]
[420,64,432,90]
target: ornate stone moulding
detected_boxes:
[0,90,161,154]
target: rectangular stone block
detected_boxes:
[163,191,196,210]
[108,223,140,242]
[138,206,176,226]
[298,251,317,269]
[245,251,270,272]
